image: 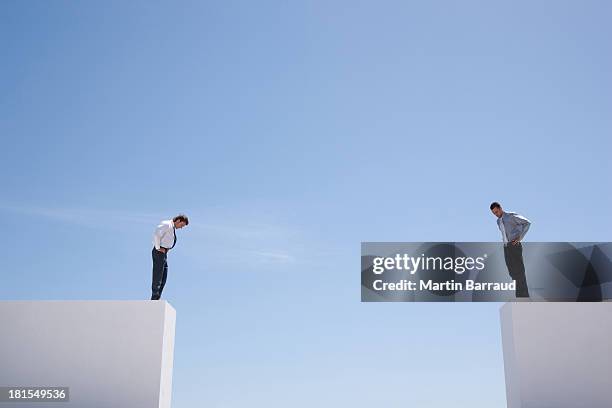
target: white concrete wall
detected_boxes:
[500,302,612,408]
[0,300,176,408]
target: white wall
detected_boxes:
[0,300,176,408]
[500,302,612,408]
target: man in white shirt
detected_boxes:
[490,202,531,299]
[151,214,189,300]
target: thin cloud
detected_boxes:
[1,203,302,266]
[248,250,296,263]
[0,203,161,230]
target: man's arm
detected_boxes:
[511,214,531,243]
[497,219,506,242]
[152,223,167,251]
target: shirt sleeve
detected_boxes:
[511,214,531,240]
[152,223,166,250]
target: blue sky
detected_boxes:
[1,1,611,406]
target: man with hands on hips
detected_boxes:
[151,214,189,300]
[490,202,531,299]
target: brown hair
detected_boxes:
[173,214,189,225]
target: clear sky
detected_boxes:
[1,1,611,406]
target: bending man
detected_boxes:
[490,202,531,299]
[151,214,189,300]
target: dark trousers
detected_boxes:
[503,243,530,298]
[151,248,168,300]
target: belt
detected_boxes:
[504,242,522,247]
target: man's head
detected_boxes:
[173,214,189,229]
[490,202,503,218]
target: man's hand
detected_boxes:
[511,238,521,245]
[157,248,167,254]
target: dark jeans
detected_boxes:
[504,243,530,298]
[151,248,168,300]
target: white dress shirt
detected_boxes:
[152,220,176,250]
